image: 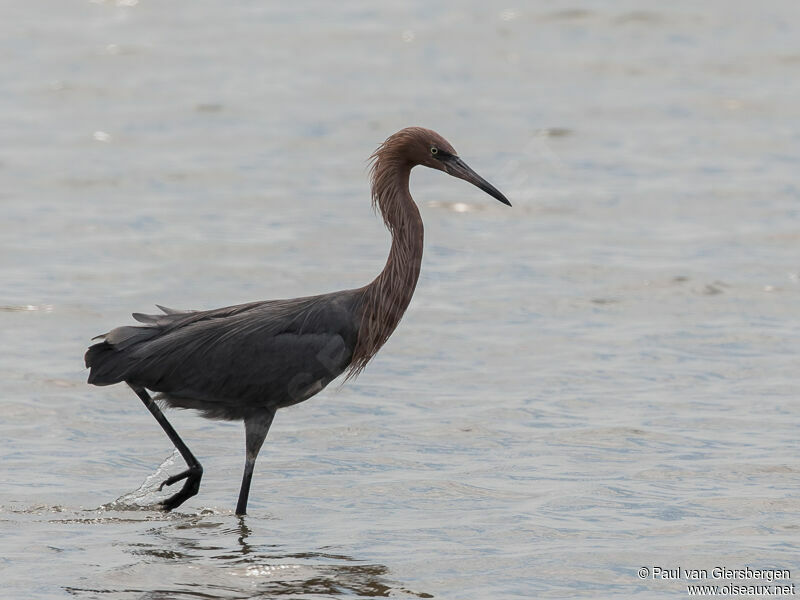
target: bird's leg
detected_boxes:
[128,384,203,511]
[236,411,275,516]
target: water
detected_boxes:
[2,1,799,598]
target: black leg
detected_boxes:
[236,411,275,516]
[128,383,203,511]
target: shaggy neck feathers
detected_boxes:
[348,138,424,377]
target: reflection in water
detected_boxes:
[240,560,397,597]
[58,510,433,599]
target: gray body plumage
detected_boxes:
[87,290,363,420]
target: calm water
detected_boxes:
[2,1,799,598]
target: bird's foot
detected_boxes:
[157,464,203,511]
[158,465,199,491]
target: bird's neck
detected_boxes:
[349,160,424,376]
[373,164,424,314]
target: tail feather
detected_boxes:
[86,307,178,385]
[85,303,222,387]
[85,340,131,385]
[103,324,159,350]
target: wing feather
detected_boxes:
[86,291,362,418]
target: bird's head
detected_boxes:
[373,127,512,207]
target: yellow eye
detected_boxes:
[430,147,438,155]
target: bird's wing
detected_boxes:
[87,292,361,415]
[102,300,267,349]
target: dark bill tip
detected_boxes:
[444,156,512,207]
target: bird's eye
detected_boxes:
[430,147,438,155]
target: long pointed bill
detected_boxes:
[444,156,512,206]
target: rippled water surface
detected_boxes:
[2,1,799,598]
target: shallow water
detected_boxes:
[2,1,799,598]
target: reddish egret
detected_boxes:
[86,127,510,515]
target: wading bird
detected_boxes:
[86,127,510,515]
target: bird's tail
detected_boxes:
[85,324,158,385]
[85,340,128,385]
[86,306,186,386]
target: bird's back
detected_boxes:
[86,289,363,420]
